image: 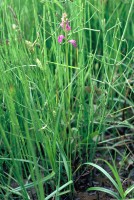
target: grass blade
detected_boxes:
[87,187,120,199]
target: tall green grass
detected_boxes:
[0,0,134,199]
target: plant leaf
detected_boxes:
[12,171,55,192]
[98,158,124,197]
[85,163,119,192]
[87,187,120,199]
[124,184,134,197]
[45,180,73,200]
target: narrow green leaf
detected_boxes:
[98,159,124,197]
[56,142,70,180]
[85,163,119,191]
[0,184,22,196]
[45,180,73,200]
[40,0,63,9]
[124,184,134,197]
[46,61,80,69]
[87,187,120,199]
[12,171,55,192]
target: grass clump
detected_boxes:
[0,0,133,199]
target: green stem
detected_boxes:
[65,32,69,84]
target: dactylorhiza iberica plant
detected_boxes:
[58,13,77,48]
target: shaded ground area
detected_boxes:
[72,134,134,200]
[10,133,134,200]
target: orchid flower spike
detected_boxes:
[60,13,71,32]
[58,13,77,48]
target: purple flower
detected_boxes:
[68,40,77,48]
[60,13,71,32]
[60,20,71,31]
[66,21,71,31]
[58,35,65,43]
[58,13,77,47]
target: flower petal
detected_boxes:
[68,40,77,47]
[66,21,71,31]
[60,20,71,31]
[58,35,65,43]
[60,21,64,28]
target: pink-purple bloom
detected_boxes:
[68,40,77,48]
[65,21,71,31]
[60,20,71,31]
[58,13,77,48]
[58,35,65,43]
[60,13,71,32]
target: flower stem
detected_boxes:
[65,32,69,84]
[65,31,71,135]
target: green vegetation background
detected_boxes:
[0,0,133,199]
